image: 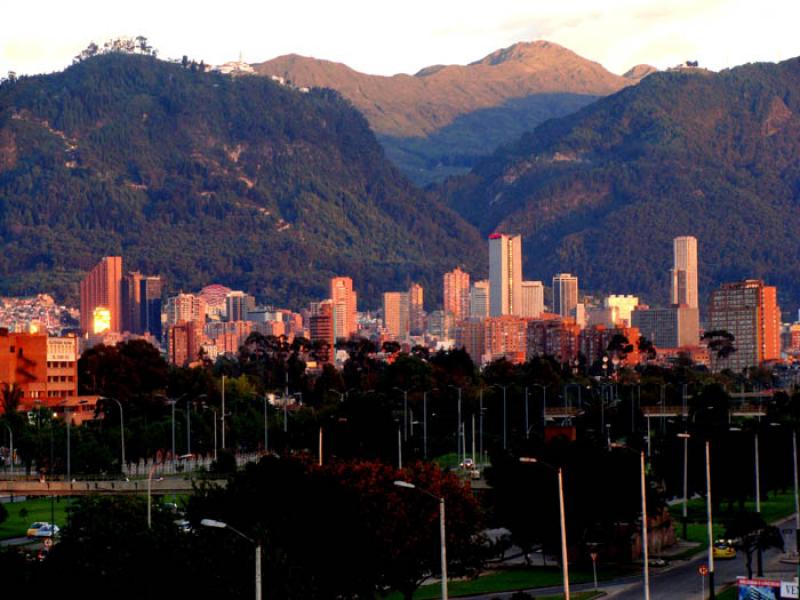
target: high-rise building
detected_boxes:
[489,234,523,316]
[527,318,581,364]
[383,292,410,340]
[520,281,545,318]
[330,277,358,341]
[604,295,639,327]
[631,305,699,349]
[167,321,205,366]
[708,280,780,372]
[470,280,490,318]
[140,275,163,339]
[409,283,424,335]
[671,236,698,309]
[166,293,207,327]
[552,273,579,319]
[225,291,254,322]
[443,267,471,320]
[309,300,334,363]
[455,318,486,365]
[121,272,163,337]
[484,315,528,364]
[80,256,123,334]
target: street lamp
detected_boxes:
[100,396,126,473]
[422,389,438,459]
[394,387,412,441]
[490,384,509,450]
[705,441,716,600]
[677,432,691,539]
[519,457,569,600]
[519,456,569,600]
[394,481,448,600]
[201,518,262,600]
[3,423,12,475]
[447,385,462,462]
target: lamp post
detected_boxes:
[101,397,126,473]
[394,481,448,600]
[531,383,548,435]
[221,375,226,450]
[490,384,509,450]
[793,430,800,583]
[677,432,691,540]
[3,423,13,475]
[447,385,462,462]
[520,457,569,600]
[201,519,262,600]
[422,389,438,459]
[705,441,716,600]
[394,387,411,441]
[640,451,651,600]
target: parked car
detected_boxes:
[174,519,192,534]
[26,522,60,538]
[712,539,736,559]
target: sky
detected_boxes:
[3,0,800,77]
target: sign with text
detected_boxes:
[781,580,799,599]
[737,577,781,600]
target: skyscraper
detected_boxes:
[489,234,522,317]
[383,292,410,340]
[330,276,357,341]
[470,280,490,318]
[225,291,254,322]
[140,275,164,339]
[552,273,579,319]
[408,283,424,335]
[708,280,780,372]
[520,281,544,318]
[443,267,470,320]
[80,256,123,334]
[671,236,698,309]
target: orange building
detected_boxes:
[167,321,205,366]
[484,315,528,364]
[455,318,485,365]
[579,325,641,366]
[309,300,334,363]
[527,318,581,364]
[709,280,780,372]
[80,256,123,334]
[444,267,470,320]
[0,331,78,412]
[330,277,357,341]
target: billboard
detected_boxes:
[737,578,781,600]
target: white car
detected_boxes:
[26,522,60,538]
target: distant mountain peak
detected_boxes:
[470,40,574,67]
[623,64,658,80]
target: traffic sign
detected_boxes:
[699,565,709,576]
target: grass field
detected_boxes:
[382,565,629,599]
[0,497,73,539]
[670,489,797,549]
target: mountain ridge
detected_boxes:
[440,58,800,309]
[0,53,484,307]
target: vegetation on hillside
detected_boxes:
[0,53,482,307]
[441,58,800,307]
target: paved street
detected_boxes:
[464,517,800,600]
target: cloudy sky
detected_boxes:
[4,0,799,77]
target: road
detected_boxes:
[464,517,800,599]
[610,517,799,599]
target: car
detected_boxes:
[712,539,736,559]
[460,458,475,469]
[173,519,192,534]
[26,522,60,538]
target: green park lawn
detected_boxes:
[0,497,73,539]
[384,565,629,599]
[669,489,798,553]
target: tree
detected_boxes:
[702,330,737,360]
[1,383,22,415]
[724,512,783,578]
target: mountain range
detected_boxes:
[440,58,800,309]
[254,42,639,184]
[0,53,482,307]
